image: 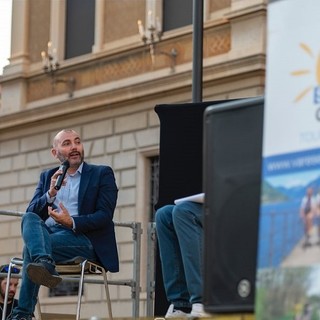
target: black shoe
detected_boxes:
[27,260,62,288]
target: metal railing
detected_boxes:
[0,210,143,318]
[146,222,156,316]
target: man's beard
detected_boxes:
[57,151,84,166]
[0,290,14,303]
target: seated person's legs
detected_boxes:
[20,212,61,289]
[156,205,191,314]
[172,201,203,305]
[156,201,209,318]
[11,212,97,320]
[50,225,97,262]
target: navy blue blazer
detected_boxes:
[26,162,119,272]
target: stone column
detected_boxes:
[93,0,105,53]
[50,0,66,62]
[0,0,30,114]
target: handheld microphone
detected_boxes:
[54,160,70,190]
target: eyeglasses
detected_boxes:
[0,265,20,274]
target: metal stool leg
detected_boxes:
[75,260,87,320]
[74,260,113,320]
[101,269,113,320]
[35,298,42,320]
[2,261,14,320]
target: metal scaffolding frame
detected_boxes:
[0,210,144,319]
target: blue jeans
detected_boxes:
[155,201,204,308]
[12,212,97,318]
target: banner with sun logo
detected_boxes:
[255,0,320,319]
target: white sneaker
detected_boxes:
[165,304,188,318]
[190,303,211,318]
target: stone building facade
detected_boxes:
[0,0,267,318]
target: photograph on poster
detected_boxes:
[258,148,320,269]
[256,148,320,320]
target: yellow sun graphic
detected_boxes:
[291,43,320,102]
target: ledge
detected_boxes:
[0,53,266,133]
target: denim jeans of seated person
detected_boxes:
[155,201,204,310]
[10,212,97,320]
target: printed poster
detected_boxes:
[256,0,320,319]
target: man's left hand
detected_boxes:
[48,203,73,229]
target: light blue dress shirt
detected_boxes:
[45,162,83,228]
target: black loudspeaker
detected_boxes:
[203,96,264,313]
[154,101,225,316]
